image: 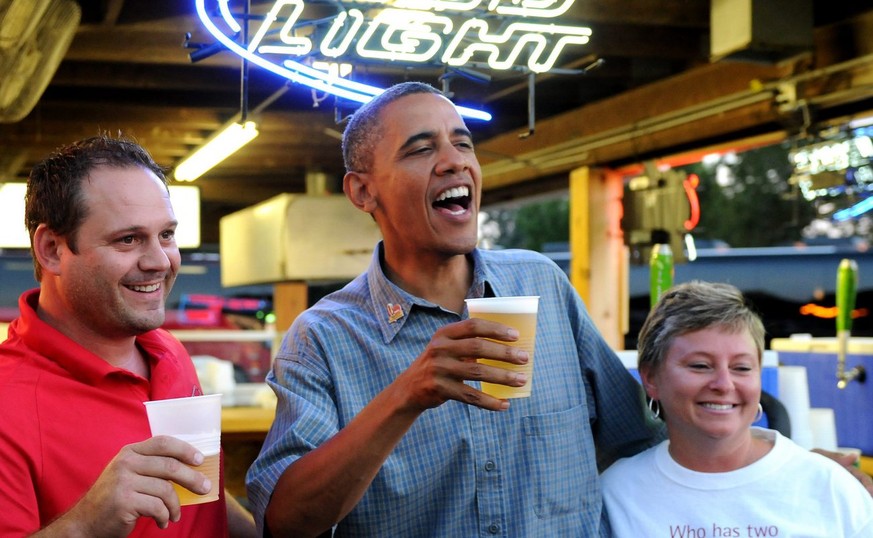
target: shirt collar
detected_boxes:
[365,243,495,343]
[14,288,172,387]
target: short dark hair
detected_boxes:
[341,82,443,173]
[637,281,766,376]
[25,134,167,280]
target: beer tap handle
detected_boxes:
[836,259,864,388]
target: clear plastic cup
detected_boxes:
[143,394,222,505]
[466,296,539,398]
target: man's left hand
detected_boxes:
[813,448,873,496]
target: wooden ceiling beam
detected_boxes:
[563,0,709,28]
[584,23,707,61]
[476,8,873,193]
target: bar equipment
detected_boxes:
[836,258,865,389]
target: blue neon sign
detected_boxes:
[195,0,592,121]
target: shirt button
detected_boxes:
[488,523,500,534]
[484,460,496,471]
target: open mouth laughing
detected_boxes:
[433,186,471,215]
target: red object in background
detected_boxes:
[176,294,225,327]
[683,173,701,231]
[0,307,18,323]
[162,294,274,383]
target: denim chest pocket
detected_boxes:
[522,404,599,518]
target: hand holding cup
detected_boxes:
[143,394,222,506]
[466,296,539,399]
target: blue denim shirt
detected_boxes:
[247,244,662,536]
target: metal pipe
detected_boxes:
[519,72,536,139]
[240,0,250,122]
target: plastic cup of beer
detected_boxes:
[143,394,222,505]
[465,296,539,398]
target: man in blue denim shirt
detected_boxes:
[247,82,663,537]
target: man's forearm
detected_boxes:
[265,383,421,537]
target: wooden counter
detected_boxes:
[222,406,275,437]
[222,406,276,499]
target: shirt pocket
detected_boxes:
[522,404,597,518]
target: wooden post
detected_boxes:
[272,281,308,353]
[569,167,590,305]
[570,166,628,349]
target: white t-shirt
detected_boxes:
[601,428,873,537]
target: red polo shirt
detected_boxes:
[0,289,228,537]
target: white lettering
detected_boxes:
[248,0,311,56]
[791,136,873,175]
[210,0,591,73]
[321,10,365,58]
[488,0,576,18]
[442,19,590,73]
[355,9,454,62]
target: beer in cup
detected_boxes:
[143,394,221,505]
[465,296,539,398]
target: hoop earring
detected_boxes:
[648,398,661,419]
[754,403,764,423]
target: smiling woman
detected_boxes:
[601,281,873,537]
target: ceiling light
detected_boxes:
[174,121,259,182]
[0,183,202,248]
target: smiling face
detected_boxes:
[355,92,482,263]
[46,165,180,339]
[642,326,762,449]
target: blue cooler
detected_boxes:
[771,337,873,455]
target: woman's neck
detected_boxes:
[667,430,774,472]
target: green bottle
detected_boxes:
[836,259,860,389]
[836,258,858,336]
[650,243,673,308]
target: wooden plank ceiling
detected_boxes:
[1,0,872,243]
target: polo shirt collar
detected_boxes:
[15,288,174,387]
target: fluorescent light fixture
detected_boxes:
[849,115,873,129]
[174,121,259,182]
[0,183,26,248]
[0,182,201,249]
[170,185,201,248]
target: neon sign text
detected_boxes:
[244,1,590,73]
[790,135,873,204]
[791,136,873,176]
[196,0,592,120]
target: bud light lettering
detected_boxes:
[393,0,483,13]
[487,0,576,18]
[239,0,589,73]
[442,19,590,72]
[354,9,455,63]
[321,11,364,58]
[246,0,310,56]
[193,0,591,120]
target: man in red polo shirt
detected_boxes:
[0,135,256,537]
